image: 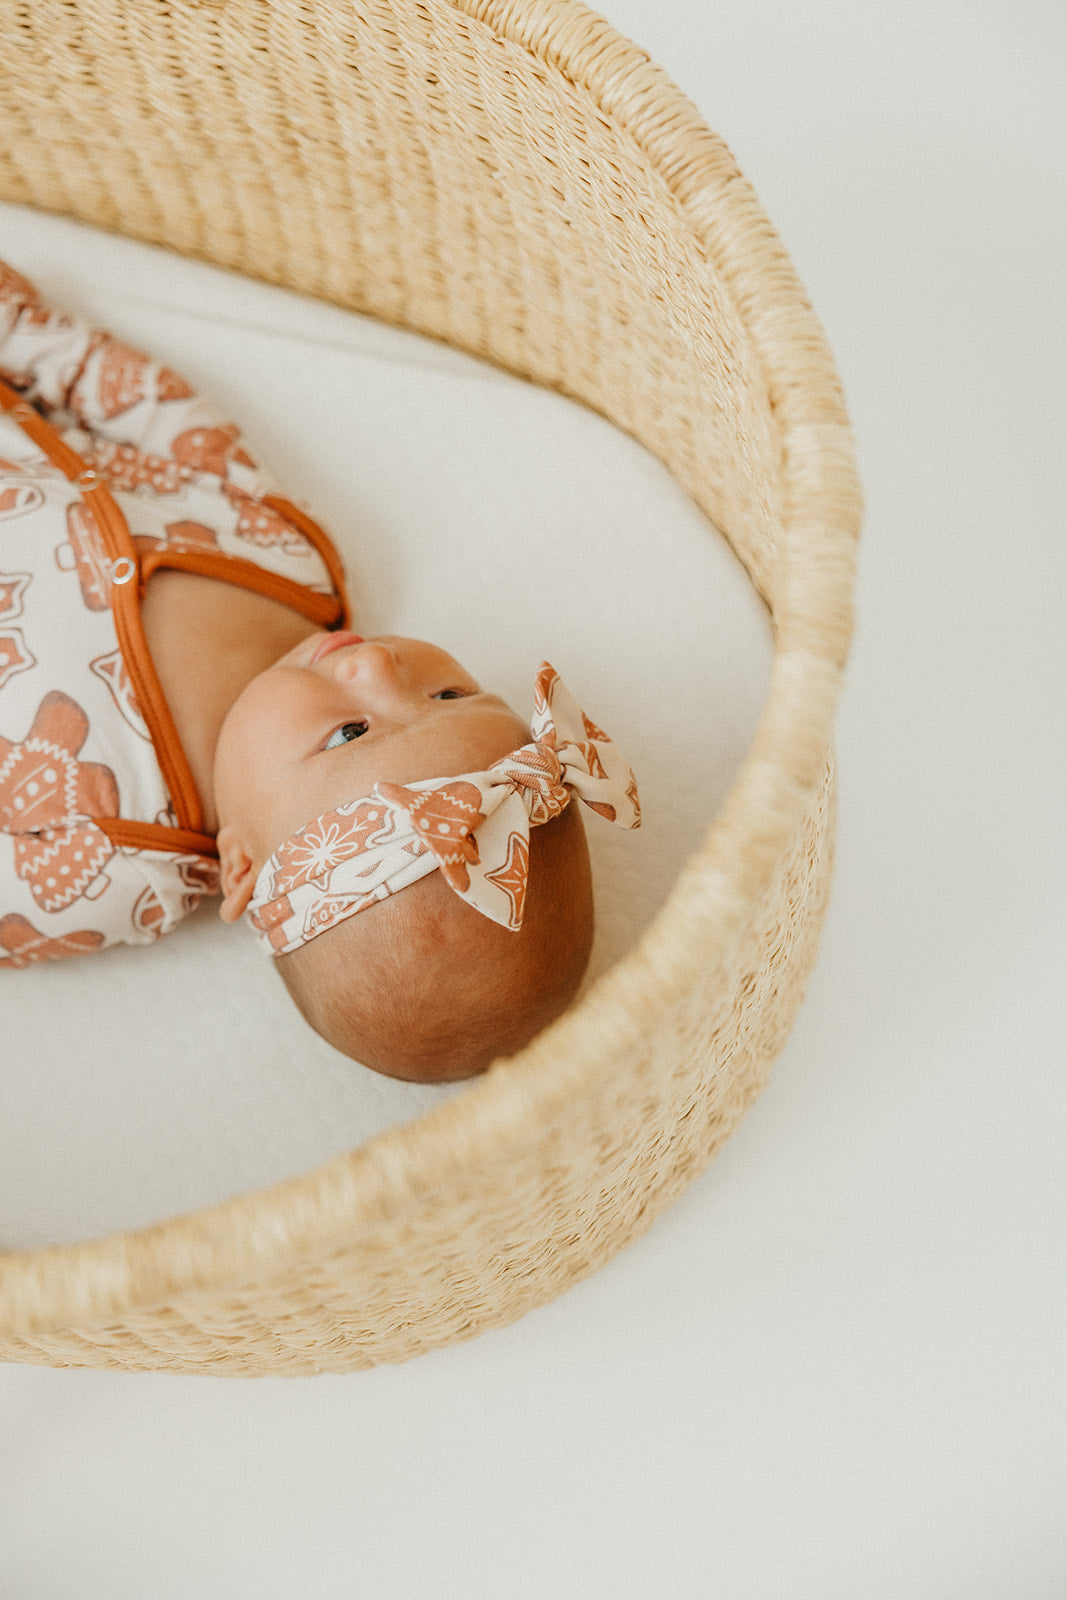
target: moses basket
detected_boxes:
[0,0,860,1374]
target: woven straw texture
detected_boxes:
[0,0,860,1374]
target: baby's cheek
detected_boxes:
[214,678,286,815]
[232,669,311,754]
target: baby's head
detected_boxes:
[211,635,634,1082]
[270,799,593,1081]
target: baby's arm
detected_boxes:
[0,259,273,490]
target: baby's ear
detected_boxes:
[216,823,257,923]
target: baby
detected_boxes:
[0,262,639,1081]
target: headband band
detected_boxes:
[247,662,640,955]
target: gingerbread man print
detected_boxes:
[0,912,105,968]
[171,424,254,477]
[78,438,193,497]
[55,500,113,613]
[74,338,194,421]
[377,780,486,893]
[0,690,120,912]
[224,483,311,556]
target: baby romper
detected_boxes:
[0,262,349,967]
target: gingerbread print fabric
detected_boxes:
[0,262,344,963]
[248,664,641,954]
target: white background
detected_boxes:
[1,1,1064,1595]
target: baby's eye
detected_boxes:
[325,720,368,749]
[433,689,466,700]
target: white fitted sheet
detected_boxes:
[0,201,773,1248]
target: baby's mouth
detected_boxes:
[310,630,365,665]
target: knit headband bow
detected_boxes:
[247,663,640,955]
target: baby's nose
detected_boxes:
[331,639,403,690]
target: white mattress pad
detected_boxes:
[0,201,773,1247]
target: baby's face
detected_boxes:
[213,633,530,864]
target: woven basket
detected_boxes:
[0,0,860,1374]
